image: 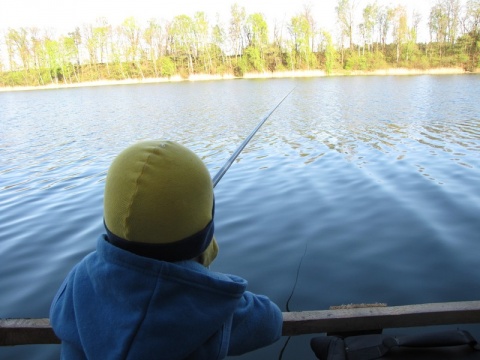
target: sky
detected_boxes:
[0,0,437,42]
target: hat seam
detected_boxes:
[123,146,157,240]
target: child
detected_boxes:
[50,140,283,359]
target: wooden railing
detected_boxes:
[1,300,480,346]
[282,300,480,336]
[0,318,59,346]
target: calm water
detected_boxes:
[1,76,479,359]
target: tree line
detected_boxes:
[1,0,479,87]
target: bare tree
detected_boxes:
[229,3,246,58]
[336,0,356,50]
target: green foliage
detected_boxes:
[243,46,264,72]
[322,31,338,74]
[283,48,295,71]
[345,52,367,71]
[246,13,268,49]
[289,14,314,69]
[3,71,26,86]
[158,57,176,77]
[231,56,247,77]
[265,45,285,72]
[416,55,431,70]
[1,4,479,88]
[343,50,389,71]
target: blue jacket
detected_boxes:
[50,236,283,359]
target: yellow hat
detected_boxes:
[104,140,218,266]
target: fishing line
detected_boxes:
[278,241,308,360]
[285,241,308,312]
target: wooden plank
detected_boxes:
[0,318,60,346]
[282,300,480,336]
[1,301,480,345]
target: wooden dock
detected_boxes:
[1,300,480,346]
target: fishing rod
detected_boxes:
[212,87,295,188]
[210,88,294,359]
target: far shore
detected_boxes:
[0,67,478,92]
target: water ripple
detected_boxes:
[1,77,479,360]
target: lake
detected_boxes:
[1,75,479,359]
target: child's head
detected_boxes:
[103,140,218,266]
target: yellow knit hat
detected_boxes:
[104,140,218,266]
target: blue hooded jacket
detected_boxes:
[50,236,283,359]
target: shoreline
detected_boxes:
[0,67,477,92]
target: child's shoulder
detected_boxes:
[175,260,248,288]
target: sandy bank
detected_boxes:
[245,67,474,78]
[0,67,476,92]
[349,67,473,76]
[0,74,236,92]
